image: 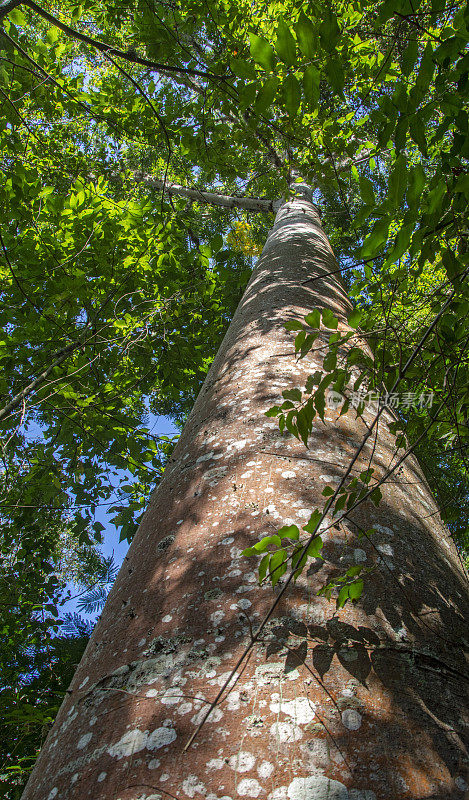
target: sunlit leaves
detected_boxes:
[303,65,320,108]
[282,74,301,117]
[361,217,391,259]
[275,20,296,66]
[242,534,282,556]
[295,12,316,58]
[249,33,276,72]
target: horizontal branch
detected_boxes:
[130,175,274,213]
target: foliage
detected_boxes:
[0,437,115,797]
[0,621,91,796]
[226,218,263,257]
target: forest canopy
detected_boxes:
[0,0,468,794]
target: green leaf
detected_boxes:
[270,549,287,587]
[303,65,320,108]
[242,535,282,556]
[305,309,321,328]
[258,553,270,583]
[370,488,382,507]
[337,585,350,609]
[426,179,446,214]
[296,406,310,446]
[285,319,304,331]
[387,154,407,206]
[295,12,316,57]
[314,389,326,421]
[442,249,460,284]
[295,330,307,352]
[306,371,322,392]
[407,164,426,204]
[292,547,308,578]
[303,509,322,534]
[278,524,300,540]
[383,223,413,268]
[394,115,408,152]
[401,39,419,76]
[249,33,276,71]
[319,12,341,47]
[46,26,60,45]
[211,234,223,252]
[255,77,279,113]
[322,485,335,496]
[240,81,258,109]
[71,4,84,21]
[323,350,337,371]
[347,309,362,328]
[275,21,297,66]
[346,565,363,577]
[307,536,323,558]
[326,60,345,95]
[334,493,347,512]
[348,579,364,600]
[231,58,257,80]
[409,117,427,156]
[283,74,301,117]
[359,468,374,484]
[283,388,302,401]
[359,176,375,206]
[455,173,469,196]
[361,217,390,259]
[321,308,338,329]
[9,8,26,24]
[299,332,317,358]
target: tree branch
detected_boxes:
[0,341,80,423]
[126,174,274,213]
[2,0,223,82]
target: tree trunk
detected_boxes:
[22,188,469,800]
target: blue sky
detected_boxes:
[59,413,180,621]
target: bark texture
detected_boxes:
[22,190,469,800]
[130,176,275,213]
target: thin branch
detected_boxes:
[0,341,83,423]
[3,0,223,81]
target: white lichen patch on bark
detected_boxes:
[76,733,92,750]
[107,726,177,759]
[228,751,256,772]
[269,721,303,743]
[237,778,263,797]
[287,776,348,800]
[269,697,316,725]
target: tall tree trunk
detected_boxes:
[22,188,468,800]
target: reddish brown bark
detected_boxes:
[22,190,469,800]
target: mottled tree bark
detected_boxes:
[22,188,469,800]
